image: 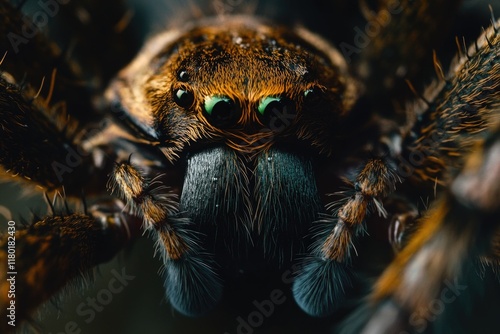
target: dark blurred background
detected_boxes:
[1,0,500,333]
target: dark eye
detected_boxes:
[173,88,195,109]
[178,70,190,82]
[258,96,282,117]
[203,96,239,127]
[303,87,323,106]
[257,96,296,128]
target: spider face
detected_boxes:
[111,17,354,156]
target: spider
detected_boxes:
[0,0,499,333]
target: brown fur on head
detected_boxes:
[108,16,357,160]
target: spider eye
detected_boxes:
[303,87,323,106]
[203,96,239,127]
[258,96,283,117]
[173,88,195,109]
[257,96,296,128]
[178,70,190,82]
[304,88,314,98]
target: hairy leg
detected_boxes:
[0,75,101,191]
[292,155,400,317]
[401,18,500,192]
[0,201,141,333]
[362,122,500,333]
[109,160,223,316]
[338,18,500,334]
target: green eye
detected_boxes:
[203,95,238,127]
[204,96,232,115]
[258,96,282,116]
[257,96,296,129]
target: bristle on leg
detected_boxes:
[292,257,354,317]
[164,254,223,317]
[154,217,223,316]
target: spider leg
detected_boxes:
[360,122,500,334]
[109,160,223,316]
[292,3,473,314]
[383,17,500,257]
[294,15,499,319]
[321,158,400,262]
[0,200,141,334]
[0,1,144,326]
[0,75,106,192]
[339,19,500,333]
[400,19,500,190]
[0,0,141,191]
[293,155,400,317]
[0,0,132,193]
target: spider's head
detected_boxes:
[109,16,357,159]
[106,16,358,262]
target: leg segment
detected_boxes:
[348,20,500,332]
[401,18,500,189]
[109,160,223,316]
[321,159,399,262]
[0,76,103,192]
[0,200,141,333]
[293,157,399,316]
[361,123,500,333]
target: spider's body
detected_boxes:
[0,0,499,333]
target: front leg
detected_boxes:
[109,160,223,316]
[321,159,399,261]
[293,156,399,317]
